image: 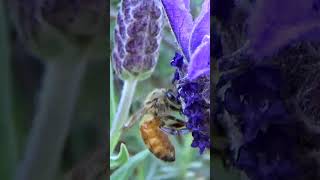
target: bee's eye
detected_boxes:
[165,90,176,102]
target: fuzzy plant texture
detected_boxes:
[214,0,320,180]
[161,0,210,154]
[112,0,163,80]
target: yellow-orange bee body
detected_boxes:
[124,88,189,162]
[140,115,175,162]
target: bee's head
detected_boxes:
[144,89,180,109]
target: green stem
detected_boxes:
[15,61,87,180]
[110,62,116,125]
[110,79,138,154]
[0,1,17,179]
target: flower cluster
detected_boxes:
[160,0,210,153]
[171,53,210,154]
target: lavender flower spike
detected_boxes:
[112,0,163,81]
[161,0,211,153]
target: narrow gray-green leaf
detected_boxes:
[110,130,121,156]
[111,150,149,180]
[110,143,129,170]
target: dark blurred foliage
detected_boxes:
[11,37,107,179]
[2,0,107,179]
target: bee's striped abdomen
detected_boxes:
[140,117,175,162]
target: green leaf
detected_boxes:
[111,150,149,180]
[110,127,121,156]
[110,143,130,170]
[110,61,116,125]
[137,161,145,180]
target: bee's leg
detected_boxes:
[122,114,138,130]
[158,114,186,125]
[122,108,144,130]
[168,104,182,112]
[165,89,182,111]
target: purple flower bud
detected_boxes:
[112,0,163,80]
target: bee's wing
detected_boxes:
[123,107,147,129]
[160,126,189,135]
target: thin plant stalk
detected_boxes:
[110,62,117,124]
[0,1,17,179]
[15,60,87,180]
[110,79,138,154]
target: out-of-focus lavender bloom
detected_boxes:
[213,26,223,59]
[236,123,301,180]
[236,121,320,180]
[161,0,210,153]
[249,0,320,58]
[9,0,106,60]
[213,0,235,22]
[215,1,320,180]
[223,66,288,142]
[112,0,163,80]
[216,62,320,179]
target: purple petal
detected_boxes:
[249,0,320,58]
[184,0,190,11]
[189,0,210,55]
[188,35,210,80]
[161,0,193,60]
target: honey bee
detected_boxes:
[123,88,189,162]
